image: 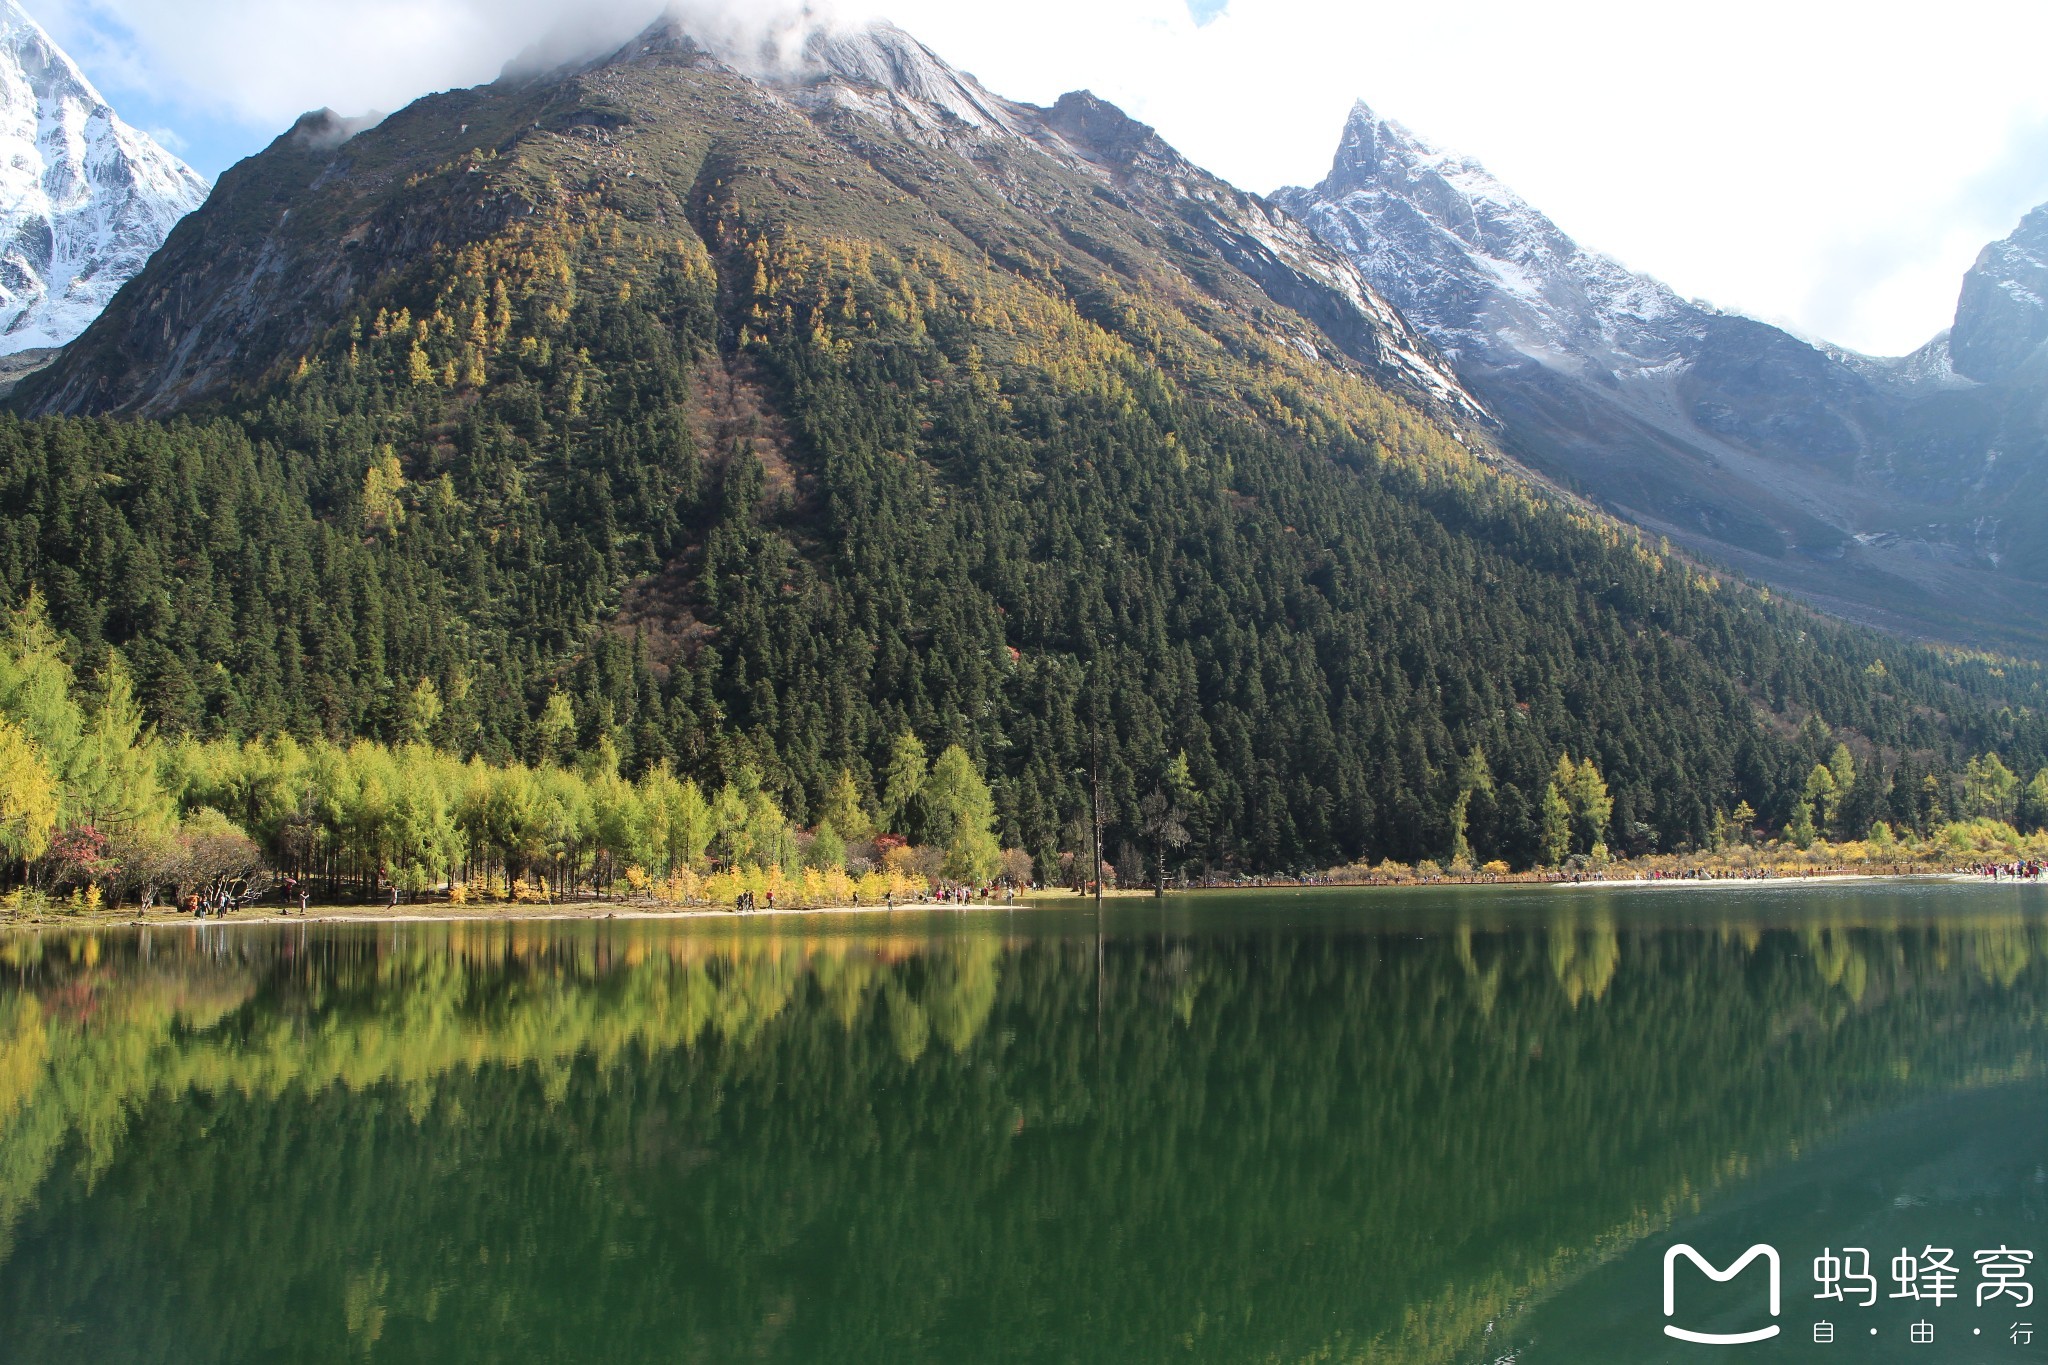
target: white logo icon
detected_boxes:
[1663,1244,1782,1344]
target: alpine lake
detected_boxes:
[4,881,2047,1364]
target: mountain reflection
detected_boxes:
[1,889,2045,1364]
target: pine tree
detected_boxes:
[809,819,847,872]
[1804,763,1841,832]
[537,692,578,768]
[820,768,875,842]
[404,678,444,748]
[1448,746,1494,869]
[0,717,57,864]
[881,732,928,839]
[927,745,1000,884]
[0,593,84,800]
[68,654,169,834]
[1728,800,1757,847]
[1788,800,1817,849]
[1961,754,2019,823]
[1139,779,1192,895]
[1540,782,1572,867]
[2025,769,2048,834]
[1553,755,1612,857]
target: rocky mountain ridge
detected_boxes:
[1278,102,2048,653]
[22,19,1482,426]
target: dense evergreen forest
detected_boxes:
[4,38,2048,878]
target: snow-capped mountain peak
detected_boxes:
[1323,101,1507,218]
[1277,101,1690,377]
[0,0,208,355]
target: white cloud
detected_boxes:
[33,0,2048,354]
[37,0,666,125]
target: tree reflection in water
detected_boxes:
[0,886,2044,1364]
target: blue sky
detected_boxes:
[30,0,2048,356]
[123,104,270,184]
[36,6,266,178]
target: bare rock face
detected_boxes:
[1951,204,2048,383]
[0,0,207,354]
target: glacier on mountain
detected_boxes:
[0,0,207,355]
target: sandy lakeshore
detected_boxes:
[0,898,1038,932]
[1,871,2023,934]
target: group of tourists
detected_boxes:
[1980,860,2045,881]
[726,884,996,913]
[180,878,314,917]
[184,887,249,918]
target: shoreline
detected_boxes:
[0,871,2022,935]
[1542,871,1951,891]
[0,898,1032,934]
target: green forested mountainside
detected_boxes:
[3,25,2046,873]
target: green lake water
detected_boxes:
[3,882,2048,1363]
